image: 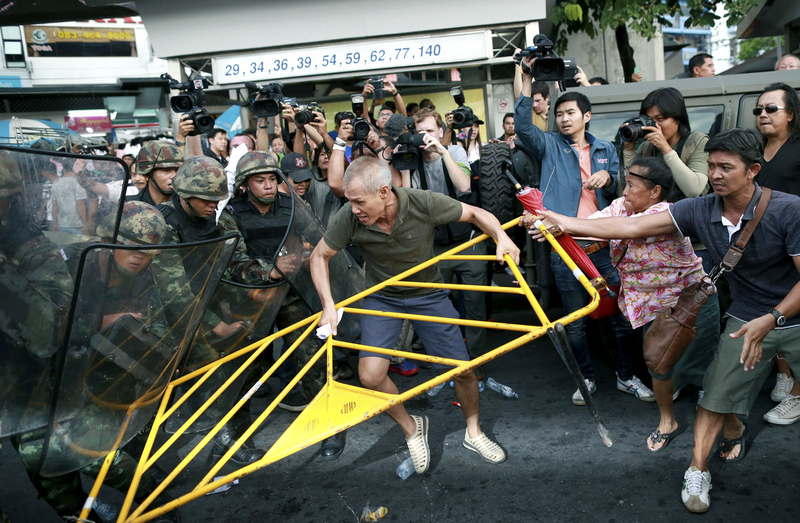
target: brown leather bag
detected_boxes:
[643,188,772,375]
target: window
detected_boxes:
[2,26,25,68]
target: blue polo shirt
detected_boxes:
[669,184,800,326]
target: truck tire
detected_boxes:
[479,143,516,225]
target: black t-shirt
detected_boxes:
[756,135,800,196]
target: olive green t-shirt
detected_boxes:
[324,186,464,297]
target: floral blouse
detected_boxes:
[589,198,705,329]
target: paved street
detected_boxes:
[1,274,798,522]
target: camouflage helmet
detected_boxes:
[173,156,228,202]
[235,151,280,188]
[134,140,184,176]
[0,151,23,198]
[96,200,167,248]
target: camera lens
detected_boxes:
[620,124,640,142]
[295,110,312,126]
[353,119,371,140]
[171,95,193,113]
[195,113,216,134]
[253,99,281,118]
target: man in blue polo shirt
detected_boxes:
[522,128,800,514]
[515,55,654,406]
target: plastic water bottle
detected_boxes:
[205,476,240,495]
[93,499,119,523]
[396,457,415,480]
[426,382,446,397]
[486,377,519,399]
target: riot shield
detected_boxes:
[279,190,365,341]
[0,146,128,438]
[29,235,237,477]
[164,278,289,434]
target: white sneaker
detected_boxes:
[770,373,795,403]
[616,374,656,402]
[763,394,800,425]
[572,379,596,406]
[682,466,712,513]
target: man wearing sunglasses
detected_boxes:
[754,82,800,425]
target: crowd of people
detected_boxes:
[3,46,800,520]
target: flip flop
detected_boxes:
[647,423,687,452]
[719,422,749,462]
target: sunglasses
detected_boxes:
[752,105,787,115]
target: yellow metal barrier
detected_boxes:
[80,217,604,523]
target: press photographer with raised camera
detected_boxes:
[515,43,653,406]
[620,87,709,201]
[401,108,489,362]
[362,78,406,128]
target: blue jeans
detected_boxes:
[550,248,635,381]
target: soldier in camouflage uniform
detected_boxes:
[6,194,176,523]
[128,141,185,206]
[155,156,278,465]
[223,152,343,460]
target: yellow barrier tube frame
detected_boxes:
[103,217,602,523]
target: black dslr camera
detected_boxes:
[449,86,475,129]
[392,117,425,171]
[514,34,565,82]
[294,103,324,126]
[349,94,372,141]
[162,73,215,136]
[245,81,285,118]
[620,114,657,142]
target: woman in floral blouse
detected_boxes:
[589,157,720,452]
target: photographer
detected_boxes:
[401,108,488,363]
[328,118,396,198]
[443,113,484,166]
[515,52,654,406]
[363,79,406,124]
[514,55,550,132]
[620,87,709,201]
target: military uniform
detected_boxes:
[128,141,184,206]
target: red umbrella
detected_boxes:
[516,186,619,319]
[517,187,600,279]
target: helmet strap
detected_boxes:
[248,190,275,206]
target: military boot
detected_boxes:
[211,423,266,465]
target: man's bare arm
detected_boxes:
[310,239,342,335]
[459,203,520,265]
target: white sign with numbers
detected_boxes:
[212,31,490,85]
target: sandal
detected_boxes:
[647,423,686,452]
[719,422,748,462]
[406,415,430,474]
[463,430,507,463]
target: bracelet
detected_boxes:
[174,140,186,146]
[393,91,400,97]
[333,144,347,152]
[334,138,347,147]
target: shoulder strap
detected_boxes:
[720,187,772,272]
[679,132,705,164]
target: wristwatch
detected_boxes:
[770,308,786,326]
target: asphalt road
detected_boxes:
[1,274,798,522]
